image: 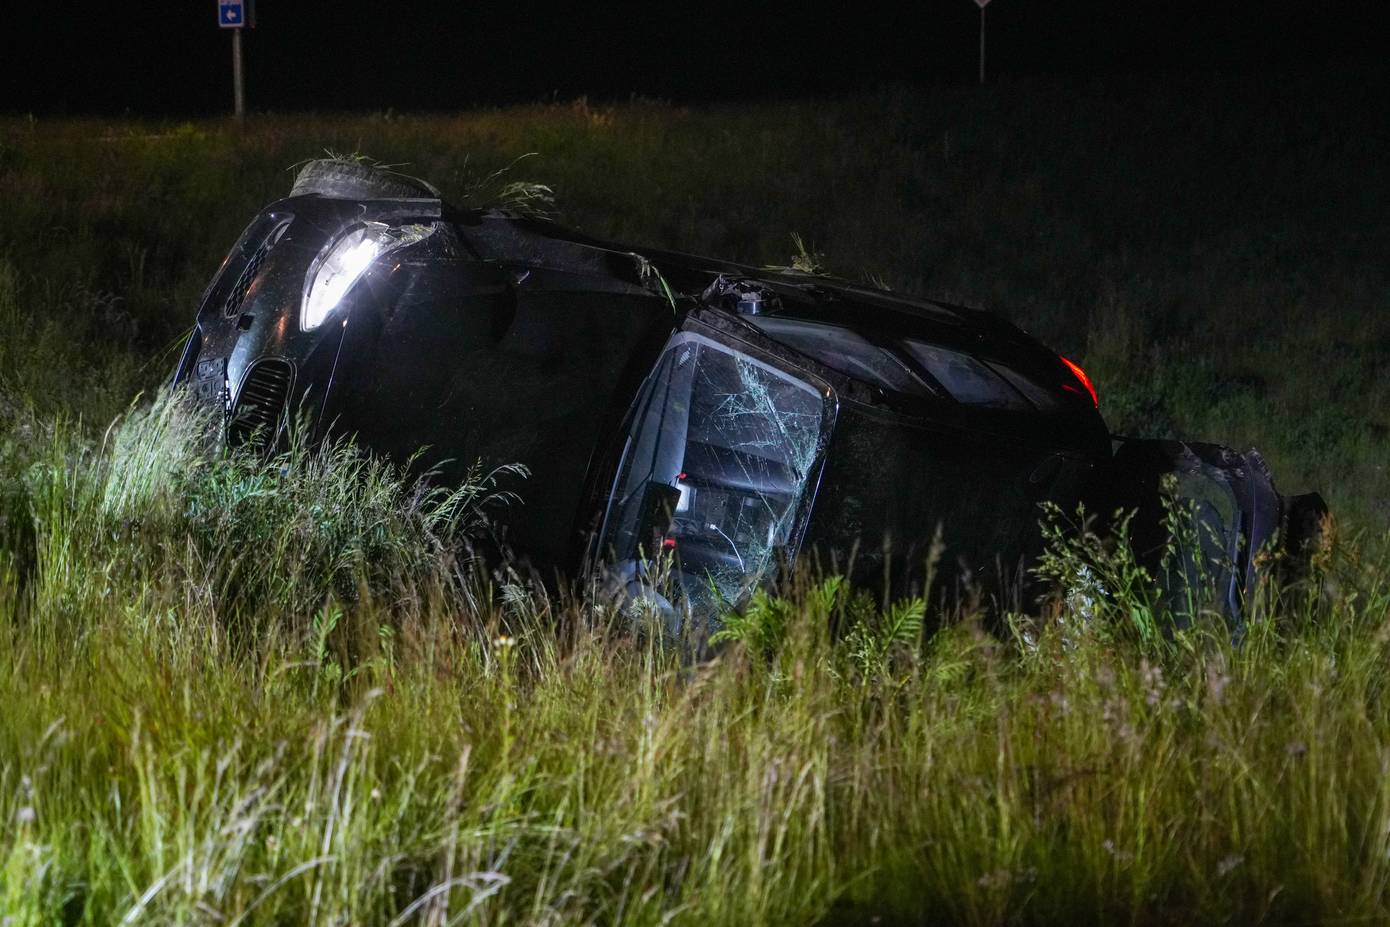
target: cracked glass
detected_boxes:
[601,332,828,620]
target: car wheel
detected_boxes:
[289,158,439,200]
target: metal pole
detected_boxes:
[978,5,989,86]
[232,27,245,118]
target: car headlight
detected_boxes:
[301,222,434,331]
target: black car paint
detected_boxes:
[174,186,1319,629]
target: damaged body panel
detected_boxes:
[174,160,1325,632]
[1099,439,1328,635]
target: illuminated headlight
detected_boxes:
[300,222,434,331]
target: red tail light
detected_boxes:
[1060,356,1099,408]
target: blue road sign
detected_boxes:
[218,1,245,28]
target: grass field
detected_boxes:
[2,73,1388,924]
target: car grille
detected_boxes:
[223,220,289,318]
[227,358,294,450]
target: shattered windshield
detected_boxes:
[600,332,829,624]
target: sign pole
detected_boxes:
[971,0,992,86]
[978,4,989,85]
[232,27,245,118]
[218,1,249,118]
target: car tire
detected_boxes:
[289,159,439,200]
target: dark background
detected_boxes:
[2,0,1384,115]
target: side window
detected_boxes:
[900,340,1031,411]
[600,332,830,617]
[748,316,932,398]
[747,316,1054,413]
[984,360,1065,413]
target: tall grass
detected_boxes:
[1,390,1388,924]
[2,77,1388,923]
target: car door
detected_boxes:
[595,323,838,625]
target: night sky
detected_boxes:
[3,0,1384,116]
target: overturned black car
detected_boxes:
[174,159,1326,633]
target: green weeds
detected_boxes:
[1,395,1387,923]
[1,76,1387,923]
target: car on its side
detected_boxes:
[174,159,1326,634]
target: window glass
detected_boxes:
[985,361,1064,412]
[601,333,827,619]
[900,340,1029,410]
[749,316,931,397]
